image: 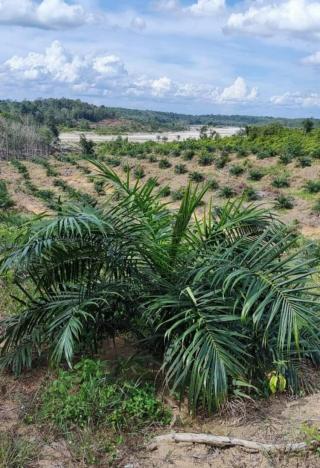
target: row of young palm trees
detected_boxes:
[1,161,320,412]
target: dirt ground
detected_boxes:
[2,362,320,467]
[1,152,320,239]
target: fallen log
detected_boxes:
[150,432,313,453]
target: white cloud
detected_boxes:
[226,0,320,39]
[218,77,258,103]
[4,41,127,87]
[1,41,257,106]
[150,77,172,96]
[155,0,225,16]
[0,0,89,29]
[271,91,320,107]
[92,55,127,78]
[302,51,320,65]
[187,0,225,16]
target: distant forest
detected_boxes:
[0,98,318,132]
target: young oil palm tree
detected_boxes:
[1,161,320,412]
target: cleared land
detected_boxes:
[1,147,320,238]
[60,126,241,143]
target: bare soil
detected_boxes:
[1,361,320,467]
[2,152,320,237]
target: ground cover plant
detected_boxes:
[39,358,170,431]
[1,162,320,415]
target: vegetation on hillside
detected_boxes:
[0,99,318,135]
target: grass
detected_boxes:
[0,432,37,468]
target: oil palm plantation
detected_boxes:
[1,161,320,411]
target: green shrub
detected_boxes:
[122,163,132,173]
[0,181,15,209]
[105,157,121,167]
[159,185,171,197]
[215,155,229,169]
[94,180,105,195]
[272,176,290,188]
[148,155,157,163]
[243,187,259,201]
[40,359,171,431]
[305,180,320,194]
[171,187,185,201]
[236,148,247,158]
[159,158,172,169]
[310,149,320,159]
[219,186,235,198]
[182,150,195,161]
[275,194,294,210]
[279,153,293,165]
[207,178,219,191]
[198,154,214,166]
[297,156,312,168]
[189,171,205,183]
[174,164,188,175]
[229,165,245,176]
[249,169,264,181]
[134,166,145,179]
[256,150,274,160]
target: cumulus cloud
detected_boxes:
[226,0,320,39]
[4,41,128,90]
[1,41,257,106]
[218,77,258,102]
[0,0,89,29]
[271,91,320,107]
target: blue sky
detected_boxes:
[1,0,320,117]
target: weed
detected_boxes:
[207,178,219,191]
[272,176,290,188]
[248,168,265,181]
[275,194,294,209]
[229,165,245,176]
[39,359,171,431]
[159,158,172,169]
[305,180,320,194]
[189,171,205,183]
[134,166,145,179]
[219,186,235,198]
[171,187,185,201]
[174,164,188,175]
[198,154,214,166]
[0,432,37,468]
[0,181,15,209]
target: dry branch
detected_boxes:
[150,432,313,453]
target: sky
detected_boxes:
[1,1,320,117]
